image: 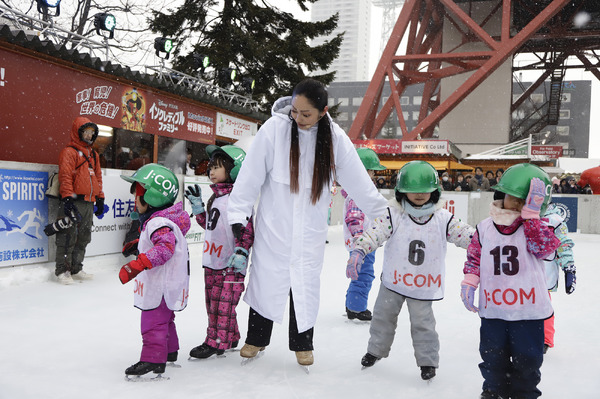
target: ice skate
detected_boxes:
[240,344,265,365]
[71,270,93,281]
[346,307,372,321]
[189,343,224,360]
[296,350,313,374]
[420,366,436,381]
[124,361,168,382]
[361,353,380,369]
[57,272,74,285]
[166,351,181,368]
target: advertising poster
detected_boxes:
[440,192,469,223]
[182,176,213,244]
[86,172,137,257]
[547,197,578,233]
[0,169,49,267]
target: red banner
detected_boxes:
[531,145,563,158]
[0,47,216,165]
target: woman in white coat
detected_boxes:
[228,79,388,367]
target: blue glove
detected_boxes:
[521,177,546,220]
[227,247,249,273]
[460,275,480,312]
[565,270,576,294]
[346,249,366,280]
[184,184,205,215]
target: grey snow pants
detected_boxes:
[367,282,440,368]
[55,199,94,276]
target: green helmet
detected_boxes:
[395,161,441,193]
[357,148,386,170]
[493,163,552,214]
[121,163,179,207]
[206,144,246,182]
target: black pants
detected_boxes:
[245,292,314,351]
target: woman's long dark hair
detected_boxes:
[289,79,335,205]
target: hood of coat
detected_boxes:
[271,95,333,125]
[147,201,191,236]
[70,116,99,150]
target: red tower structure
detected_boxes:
[348,0,600,142]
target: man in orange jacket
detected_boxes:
[55,117,105,284]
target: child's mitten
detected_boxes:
[184,184,205,215]
[119,253,152,284]
[346,249,366,280]
[227,247,249,273]
[521,177,546,220]
[460,274,480,312]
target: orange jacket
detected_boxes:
[58,117,104,202]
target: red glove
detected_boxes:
[119,253,152,284]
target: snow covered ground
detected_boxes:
[0,225,598,399]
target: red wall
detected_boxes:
[0,47,218,165]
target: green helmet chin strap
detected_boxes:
[120,163,179,208]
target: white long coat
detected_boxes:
[228,96,388,332]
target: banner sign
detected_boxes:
[86,173,136,257]
[182,177,213,244]
[216,112,257,140]
[440,192,469,223]
[531,145,563,158]
[0,169,49,267]
[352,139,450,154]
[547,197,578,233]
[0,48,217,165]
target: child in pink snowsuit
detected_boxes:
[185,144,254,359]
[119,163,191,378]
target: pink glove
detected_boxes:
[346,250,366,280]
[460,274,480,312]
[521,177,546,220]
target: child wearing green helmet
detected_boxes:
[342,148,386,321]
[347,160,475,380]
[118,163,191,380]
[460,163,561,398]
[184,144,255,360]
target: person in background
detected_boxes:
[185,148,196,175]
[227,79,388,367]
[542,204,576,354]
[495,168,504,185]
[563,176,579,194]
[343,148,387,321]
[486,171,497,187]
[349,161,474,380]
[55,116,104,284]
[185,144,254,360]
[119,164,191,379]
[551,177,561,194]
[460,163,560,399]
[441,171,454,191]
[469,167,491,192]
[454,173,470,192]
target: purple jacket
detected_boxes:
[142,202,191,268]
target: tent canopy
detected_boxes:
[380,160,474,171]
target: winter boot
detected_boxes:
[125,361,166,376]
[240,344,265,358]
[72,270,94,280]
[361,353,380,368]
[295,351,314,366]
[346,307,372,321]
[480,390,505,399]
[57,272,74,285]
[167,351,178,362]
[420,366,436,380]
[189,343,224,359]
